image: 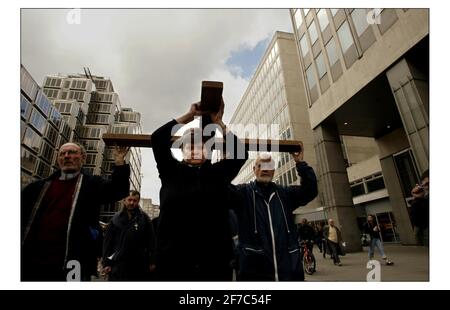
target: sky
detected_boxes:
[21,8,293,203]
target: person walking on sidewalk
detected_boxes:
[363,214,394,265]
[323,219,344,266]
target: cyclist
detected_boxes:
[298,218,315,254]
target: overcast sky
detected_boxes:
[21,9,293,203]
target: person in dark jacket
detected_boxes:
[409,170,429,246]
[102,190,156,281]
[363,214,393,265]
[230,146,318,281]
[151,101,248,281]
[298,218,316,255]
[21,142,130,281]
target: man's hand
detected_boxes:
[290,141,304,163]
[113,146,130,165]
[176,102,203,124]
[149,264,156,273]
[210,99,227,132]
[103,266,112,274]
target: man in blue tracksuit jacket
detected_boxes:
[230,144,317,281]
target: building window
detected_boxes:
[294,9,303,29]
[29,108,47,134]
[43,88,59,99]
[337,21,354,53]
[85,153,98,165]
[71,79,88,90]
[40,140,54,164]
[44,77,62,88]
[22,127,41,152]
[351,9,370,36]
[49,108,62,129]
[330,8,339,16]
[315,52,327,78]
[35,91,52,117]
[308,21,318,44]
[299,34,309,57]
[45,125,59,146]
[366,176,386,192]
[305,65,317,90]
[69,91,85,101]
[21,67,39,101]
[60,122,71,139]
[21,147,37,173]
[21,94,32,120]
[35,160,51,179]
[317,9,329,31]
[325,37,339,65]
[351,183,365,197]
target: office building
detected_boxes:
[290,8,428,248]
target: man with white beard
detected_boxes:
[229,145,318,281]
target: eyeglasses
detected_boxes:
[59,149,80,156]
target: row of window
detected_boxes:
[21,66,39,102]
[43,88,88,102]
[77,126,106,139]
[118,112,140,123]
[89,102,113,114]
[91,92,116,103]
[275,166,299,187]
[86,113,112,125]
[294,9,388,102]
[93,79,110,90]
[350,173,386,197]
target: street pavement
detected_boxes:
[305,244,429,281]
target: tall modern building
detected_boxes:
[289,8,429,248]
[21,65,73,187]
[231,31,320,219]
[21,66,143,223]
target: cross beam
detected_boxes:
[102,133,302,153]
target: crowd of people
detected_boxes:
[20,102,428,281]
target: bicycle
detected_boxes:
[300,240,316,275]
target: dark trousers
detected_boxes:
[327,240,341,264]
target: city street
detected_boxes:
[305,244,429,282]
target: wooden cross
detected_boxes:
[102,81,302,153]
[102,133,302,153]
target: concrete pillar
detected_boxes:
[386,58,429,175]
[379,156,416,244]
[313,123,361,252]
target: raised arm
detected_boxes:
[286,143,318,210]
[210,100,248,182]
[152,103,203,174]
[93,146,130,205]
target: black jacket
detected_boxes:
[103,207,156,267]
[230,161,318,281]
[21,165,130,279]
[363,221,382,239]
[409,196,429,229]
[152,119,248,280]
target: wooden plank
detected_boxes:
[102,133,302,152]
